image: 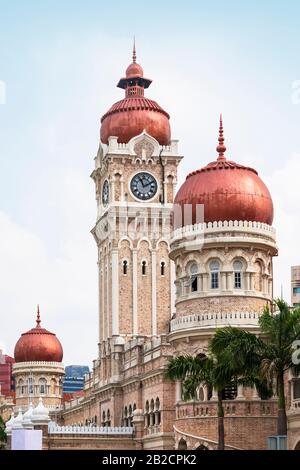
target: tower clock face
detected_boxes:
[102,180,109,207]
[130,172,158,201]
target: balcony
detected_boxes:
[176,399,277,419]
[170,311,260,335]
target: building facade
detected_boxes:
[58,47,284,450]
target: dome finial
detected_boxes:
[36,304,41,328]
[216,113,227,161]
[132,36,136,64]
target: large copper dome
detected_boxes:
[174,116,274,227]
[100,43,171,145]
[14,307,63,363]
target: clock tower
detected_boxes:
[91,45,182,378]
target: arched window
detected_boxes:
[209,260,220,289]
[129,404,133,426]
[123,260,128,275]
[160,261,165,276]
[28,377,34,395]
[144,400,150,427]
[233,260,243,289]
[39,378,46,394]
[102,410,106,427]
[155,397,161,425]
[107,409,111,427]
[178,438,187,450]
[142,260,147,275]
[190,263,198,292]
[124,406,128,427]
[195,444,209,450]
[254,260,263,291]
[19,379,25,396]
[50,378,56,395]
[198,386,204,401]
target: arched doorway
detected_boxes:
[178,438,187,450]
[195,444,209,450]
[294,441,300,450]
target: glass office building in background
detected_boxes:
[63,365,90,393]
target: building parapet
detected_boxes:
[48,423,133,435]
[170,311,260,333]
[13,361,64,368]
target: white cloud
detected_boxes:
[0,195,98,365]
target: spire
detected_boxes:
[132,37,136,64]
[216,113,227,161]
[36,304,41,328]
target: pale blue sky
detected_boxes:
[0,1,300,364]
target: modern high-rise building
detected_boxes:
[63,365,89,393]
[0,350,15,397]
[291,266,300,307]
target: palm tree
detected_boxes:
[211,299,300,436]
[166,353,236,450]
[0,416,7,449]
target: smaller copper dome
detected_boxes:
[126,62,143,78]
[14,306,63,363]
[174,116,274,228]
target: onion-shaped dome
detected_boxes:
[5,413,15,434]
[32,397,50,423]
[174,116,274,228]
[14,306,63,363]
[12,409,23,429]
[22,402,34,429]
[100,42,171,145]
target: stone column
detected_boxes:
[132,249,138,335]
[221,272,227,291]
[132,409,144,450]
[106,261,109,339]
[120,177,125,202]
[202,273,208,292]
[227,271,233,290]
[236,384,245,400]
[151,250,157,336]
[244,272,250,291]
[249,272,254,291]
[175,381,182,402]
[170,260,176,315]
[111,250,119,336]
[211,388,218,401]
[111,180,115,203]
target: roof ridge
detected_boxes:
[101,97,170,122]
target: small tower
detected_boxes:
[13,306,64,409]
[170,114,277,342]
